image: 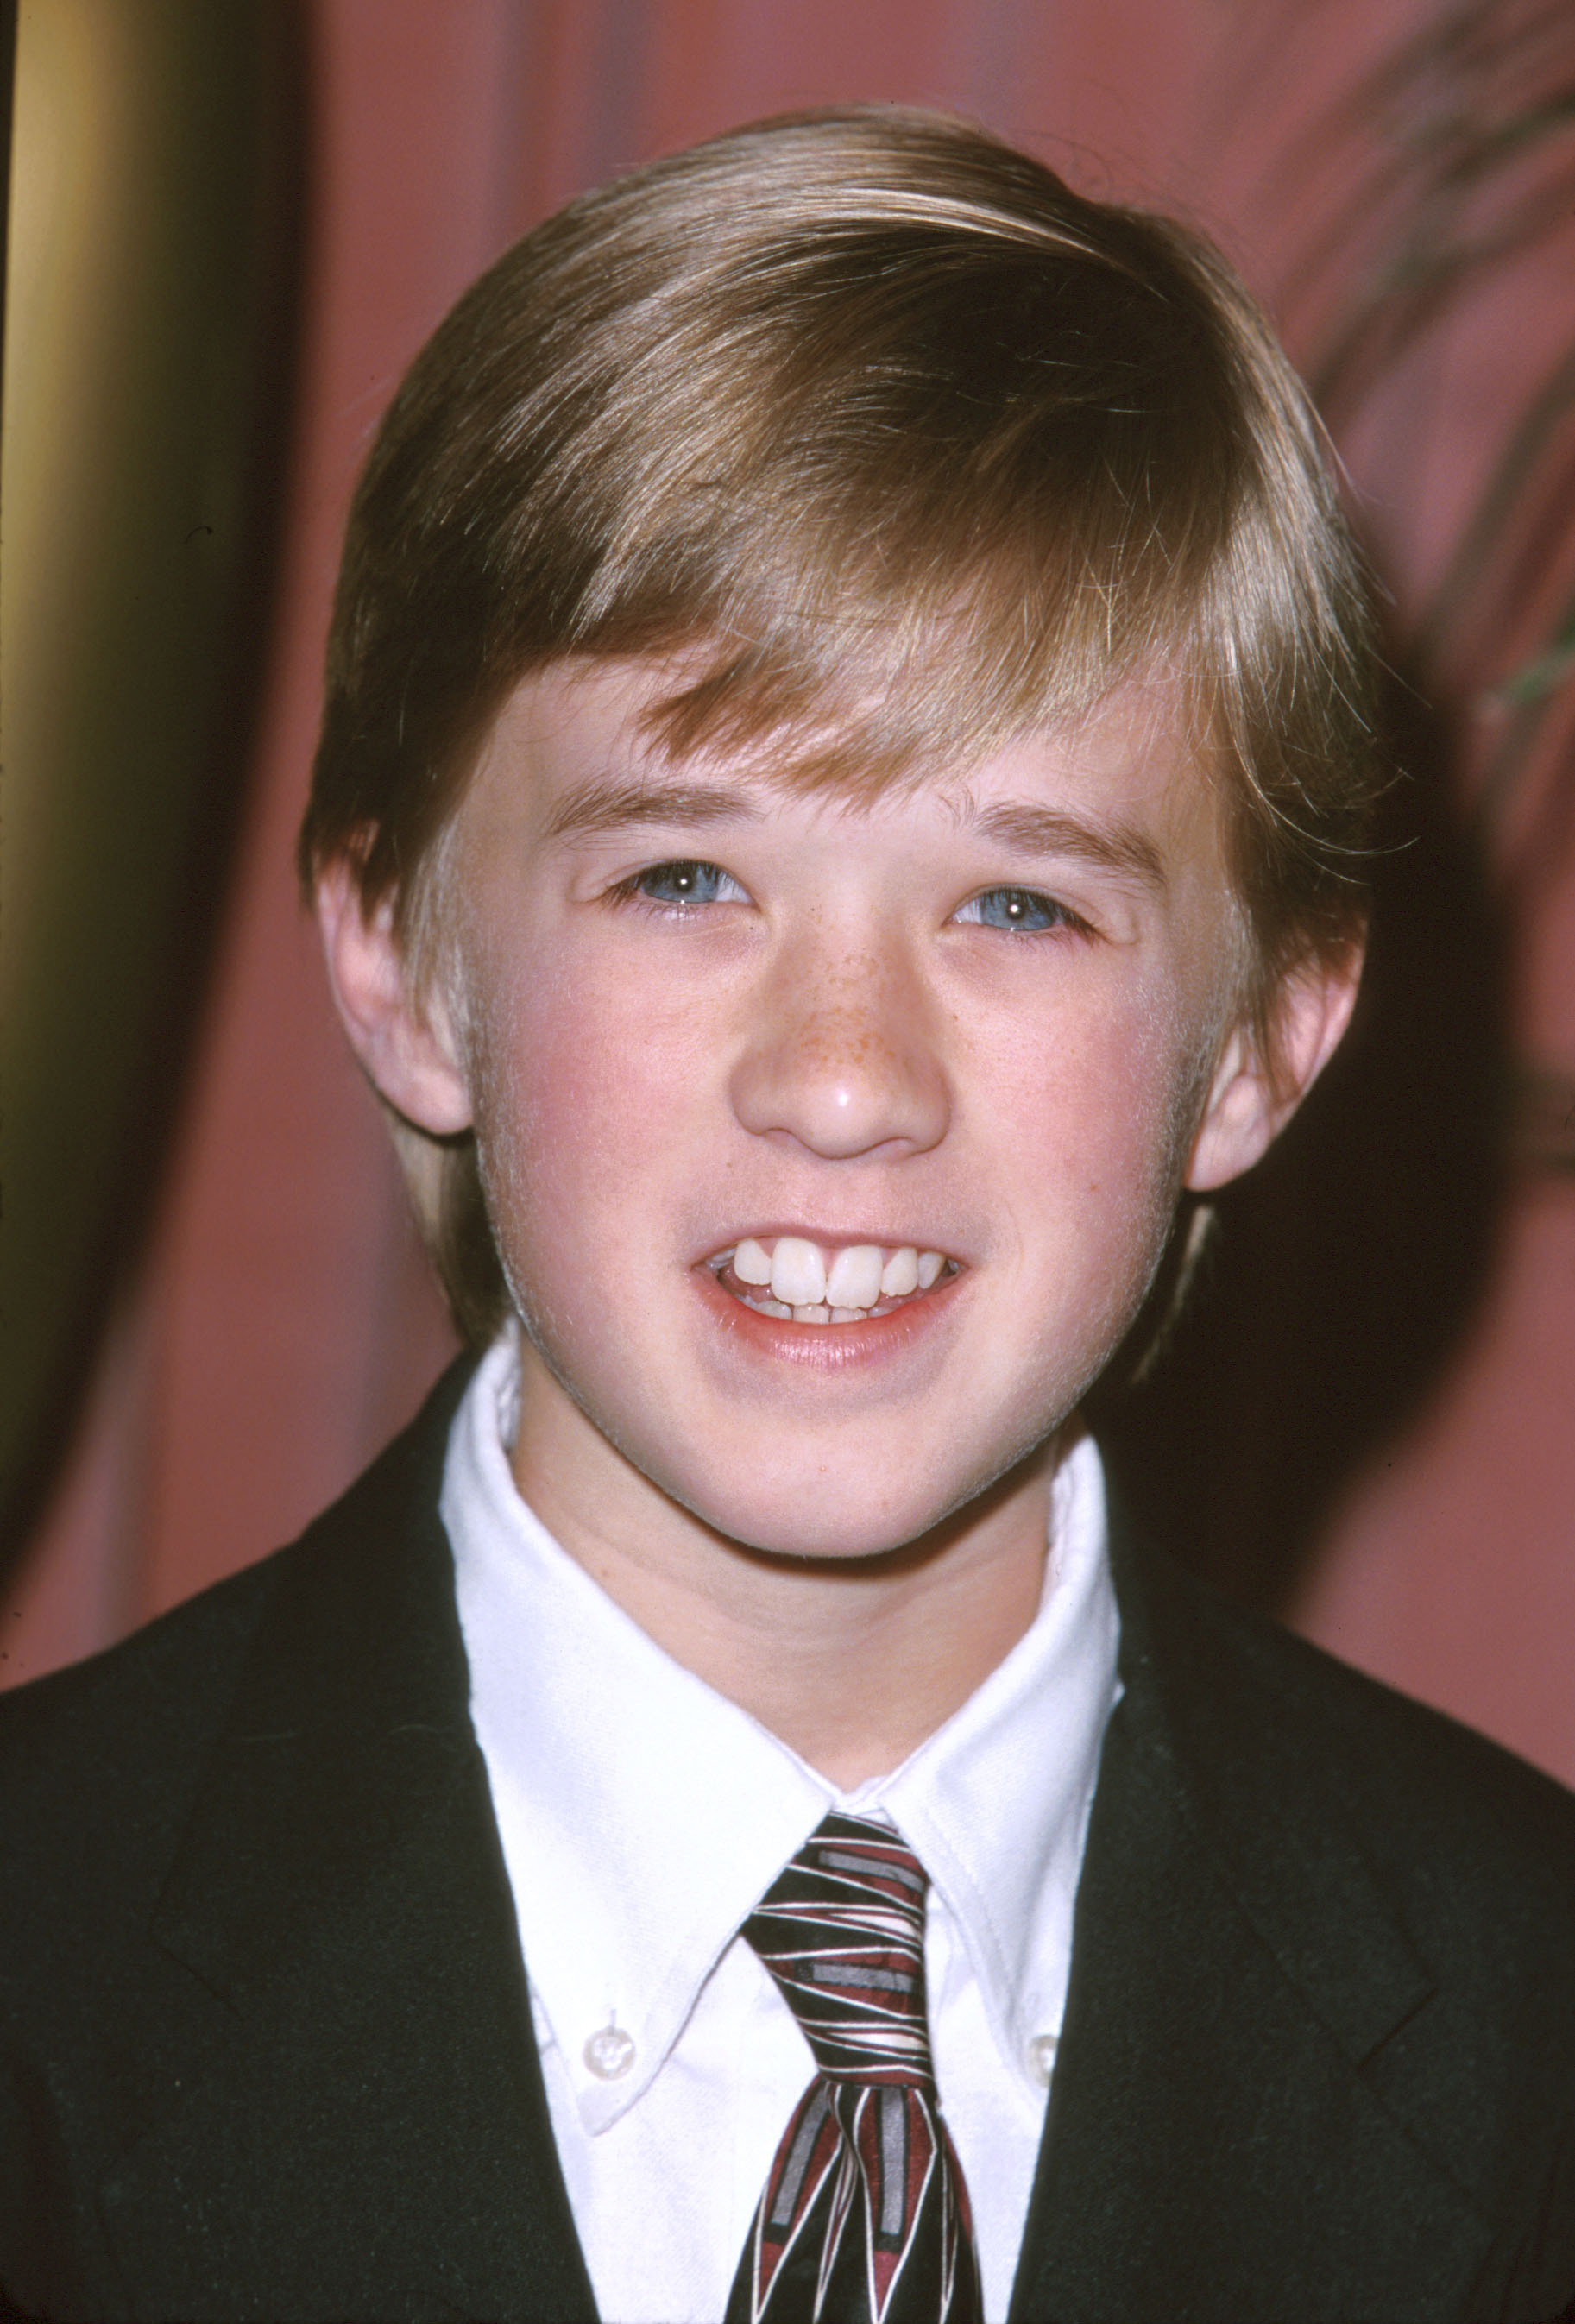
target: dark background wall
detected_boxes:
[5,0,1573,1788]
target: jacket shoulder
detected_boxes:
[1123,1536,1575,2051]
[1146,1543,1575,1855]
[0,1356,476,1918]
[0,1548,283,1913]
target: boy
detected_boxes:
[3,107,1574,2324]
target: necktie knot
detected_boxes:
[742,1811,935,2087]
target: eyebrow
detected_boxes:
[544,777,763,841]
[543,772,1169,893]
[960,799,1169,892]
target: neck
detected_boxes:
[507,1366,1058,1790]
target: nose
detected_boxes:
[728,942,951,1161]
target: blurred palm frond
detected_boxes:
[1272,0,1575,1160]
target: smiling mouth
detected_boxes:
[706,1235,958,1325]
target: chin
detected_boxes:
[708,1506,935,1564]
[661,1431,1045,1565]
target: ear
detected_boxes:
[315,860,474,1136]
[1186,938,1364,1193]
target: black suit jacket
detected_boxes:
[3,1359,1574,2322]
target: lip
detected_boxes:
[691,1253,966,1370]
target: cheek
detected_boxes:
[981,974,1215,1367]
[464,953,713,1263]
[998,975,1207,1208]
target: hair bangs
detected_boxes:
[550,241,1251,803]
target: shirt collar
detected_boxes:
[443,1332,1119,2133]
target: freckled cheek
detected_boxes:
[984,1017,1193,1383]
[470,971,716,1250]
[987,1003,1195,1212]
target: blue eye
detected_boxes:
[957,886,1071,933]
[628,859,742,907]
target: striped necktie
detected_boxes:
[726,1811,985,2324]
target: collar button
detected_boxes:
[1026,2032,1058,2088]
[583,2025,636,2081]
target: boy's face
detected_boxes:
[331,658,1351,1563]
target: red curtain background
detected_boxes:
[7,0,1574,1790]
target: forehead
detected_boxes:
[462,655,1232,880]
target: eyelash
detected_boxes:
[953,886,1084,935]
[612,860,1087,935]
[611,860,746,911]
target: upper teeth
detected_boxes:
[728,1235,950,1311]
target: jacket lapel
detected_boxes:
[1008,1506,1496,2321]
[101,1364,599,2322]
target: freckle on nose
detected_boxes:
[797,1014,884,1070]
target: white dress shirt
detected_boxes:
[444,1332,1120,2324]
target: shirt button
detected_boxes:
[583,2025,636,2081]
[1026,2033,1058,2088]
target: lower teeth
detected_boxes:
[734,1285,914,1323]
